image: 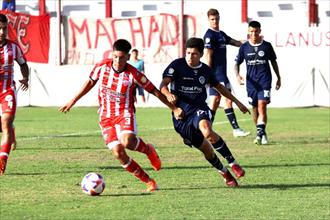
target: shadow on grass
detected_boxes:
[240,183,330,190]
[9,162,329,176]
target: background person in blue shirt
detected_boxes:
[160,37,250,187]
[204,8,250,138]
[128,49,146,104]
[235,20,281,145]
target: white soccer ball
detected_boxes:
[81,172,105,196]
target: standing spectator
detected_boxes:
[59,39,183,192]
[235,21,281,145]
[128,49,146,104]
[204,8,250,137]
[0,13,29,175]
[160,37,250,187]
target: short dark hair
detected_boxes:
[0,14,8,23]
[249,20,261,29]
[113,39,132,54]
[207,8,219,17]
[131,48,138,53]
[186,37,204,54]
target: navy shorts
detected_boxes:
[173,108,212,148]
[247,81,271,106]
[136,85,145,96]
[209,81,232,96]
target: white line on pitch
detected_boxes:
[17,118,251,141]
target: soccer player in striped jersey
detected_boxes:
[160,37,250,187]
[59,39,183,192]
[204,8,250,138]
[235,21,281,145]
[0,13,29,175]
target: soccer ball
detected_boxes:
[81,172,105,196]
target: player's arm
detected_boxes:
[229,38,243,47]
[59,78,97,113]
[214,83,250,114]
[270,60,281,90]
[150,86,184,120]
[159,77,178,105]
[234,63,244,85]
[18,62,29,91]
[204,48,213,67]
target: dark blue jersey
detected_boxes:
[163,58,217,116]
[203,28,232,77]
[235,40,277,89]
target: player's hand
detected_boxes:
[58,100,75,113]
[18,77,29,91]
[275,78,281,90]
[236,75,245,85]
[166,93,178,105]
[236,102,251,115]
[173,107,184,120]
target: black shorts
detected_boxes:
[173,108,211,148]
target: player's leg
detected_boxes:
[138,86,146,103]
[121,113,161,171]
[0,91,17,175]
[195,109,245,179]
[257,100,268,145]
[197,138,238,187]
[120,133,159,191]
[0,113,15,175]
[223,97,250,137]
[255,89,270,145]
[102,122,157,192]
[208,88,221,122]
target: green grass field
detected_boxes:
[0,107,329,219]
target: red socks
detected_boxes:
[123,159,150,183]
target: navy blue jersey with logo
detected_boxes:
[163,58,217,116]
[235,40,277,90]
[203,28,232,81]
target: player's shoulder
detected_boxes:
[204,28,215,37]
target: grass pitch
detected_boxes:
[0,107,329,219]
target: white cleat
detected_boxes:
[261,134,269,145]
[233,128,250,137]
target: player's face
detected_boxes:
[208,15,219,30]
[248,26,261,44]
[112,50,129,72]
[185,47,201,68]
[0,21,8,45]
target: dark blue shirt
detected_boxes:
[163,58,217,116]
[235,40,277,88]
[203,28,232,77]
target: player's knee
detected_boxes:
[120,134,137,148]
[111,145,127,160]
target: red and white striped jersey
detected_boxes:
[90,59,156,120]
[0,40,26,92]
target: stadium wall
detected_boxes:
[13,0,330,107]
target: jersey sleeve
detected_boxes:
[14,43,27,65]
[235,44,245,65]
[162,60,177,80]
[203,30,213,49]
[130,65,156,93]
[89,64,102,81]
[267,42,277,61]
[223,32,232,45]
